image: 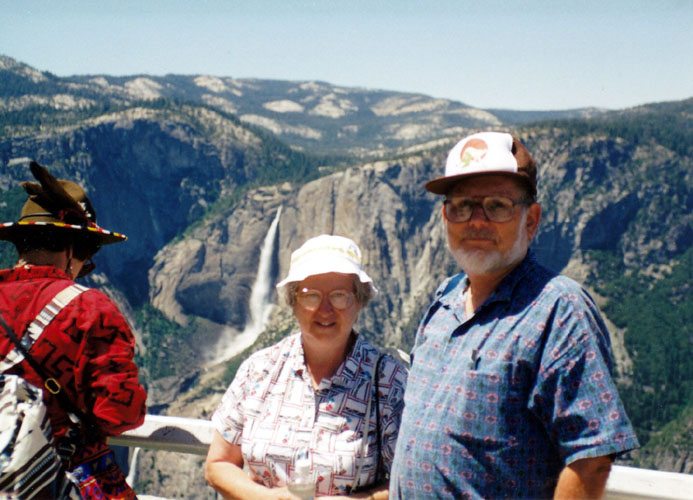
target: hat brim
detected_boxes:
[0,221,127,245]
[276,264,377,295]
[425,171,534,195]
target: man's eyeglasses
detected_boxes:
[443,196,531,223]
[76,257,95,278]
[296,288,355,311]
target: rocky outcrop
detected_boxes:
[527,131,693,273]
[149,152,453,351]
[633,406,693,474]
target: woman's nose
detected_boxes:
[317,296,334,313]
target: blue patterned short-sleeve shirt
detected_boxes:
[390,252,639,499]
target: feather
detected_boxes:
[19,181,43,195]
[22,161,91,224]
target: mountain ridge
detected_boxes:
[1,54,609,156]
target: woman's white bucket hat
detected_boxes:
[276,234,377,294]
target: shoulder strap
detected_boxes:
[0,284,87,373]
[351,354,383,491]
[374,353,385,482]
[0,284,94,430]
[352,354,382,490]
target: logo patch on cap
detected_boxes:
[459,138,489,169]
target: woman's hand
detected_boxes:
[205,430,305,500]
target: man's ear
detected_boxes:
[526,203,542,241]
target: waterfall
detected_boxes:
[215,206,282,363]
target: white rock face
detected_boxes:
[194,75,228,93]
[240,114,322,139]
[371,96,450,116]
[299,81,331,93]
[454,107,503,125]
[240,114,283,134]
[125,77,163,99]
[309,94,357,118]
[22,67,48,83]
[89,77,110,87]
[50,94,86,110]
[263,99,304,113]
[0,94,96,111]
[201,95,238,115]
[392,123,433,141]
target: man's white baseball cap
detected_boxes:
[425,131,537,198]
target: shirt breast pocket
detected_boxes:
[444,362,527,448]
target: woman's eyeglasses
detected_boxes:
[296,288,355,311]
[443,196,531,223]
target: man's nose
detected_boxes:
[468,203,489,222]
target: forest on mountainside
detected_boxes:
[537,98,693,157]
[587,247,693,449]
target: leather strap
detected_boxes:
[352,352,385,490]
[374,353,385,482]
[0,284,87,372]
[0,283,93,430]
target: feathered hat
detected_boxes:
[0,161,126,245]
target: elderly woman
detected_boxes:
[205,235,408,499]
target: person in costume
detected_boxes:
[0,161,147,499]
[205,235,407,499]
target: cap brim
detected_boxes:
[425,175,465,195]
[0,221,127,245]
[425,171,533,195]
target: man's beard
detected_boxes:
[448,211,529,275]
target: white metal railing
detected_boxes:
[605,465,693,500]
[110,415,693,500]
[110,414,214,455]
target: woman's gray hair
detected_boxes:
[281,275,374,307]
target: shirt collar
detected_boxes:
[0,264,70,283]
[332,334,371,386]
[287,332,371,389]
[438,250,537,309]
[488,250,536,304]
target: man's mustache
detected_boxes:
[460,230,498,241]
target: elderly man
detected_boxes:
[390,132,639,499]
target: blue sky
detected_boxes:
[2,0,691,111]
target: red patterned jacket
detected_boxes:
[0,265,147,466]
